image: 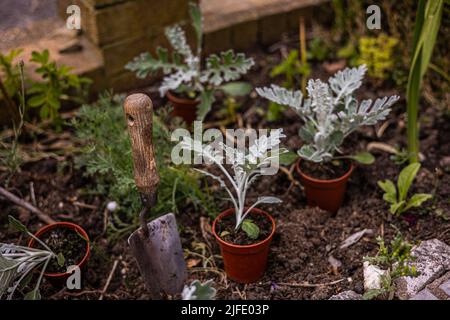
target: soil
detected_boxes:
[36,227,87,274]
[215,212,272,245]
[300,159,351,180]
[170,89,199,101]
[1,35,449,300]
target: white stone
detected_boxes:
[363,261,388,291]
[395,239,450,300]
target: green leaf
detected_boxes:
[196,90,215,121]
[406,0,444,163]
[241,219,260,240]
[279,150,299,166]
[220,231,230,238]
[0,254,19,298]
[298,122,315,143]
[267,102,285,121]
[377,180,397,204]
[8,215,28,233]
[27,94,46,108]
[56,252,65,267]
[398,163,420,201]
[202,50,254,86]
[350,152,375,165]
[219,82,252,96]
[24,289,41,300]
[404,193,432,211]
[184,280,216,300]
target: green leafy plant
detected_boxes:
[182,279,216,300]
[378,163,432,216]
[363,233,418,300]
[357,34,398,79]
[126,2,254,120]
[406,0,444,163]
[257,65,399,164]
[0,216,65,300]
[72,92,215,240]
[28,49,91,124]
[268,50,311,121]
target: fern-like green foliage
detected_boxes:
[72,92,216,240]
[125,2,254,121]
[378,163,432,216]
[357,34,398,79]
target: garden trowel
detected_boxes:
[123,93,187,299]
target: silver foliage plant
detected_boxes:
[256,65,400,163]
[125,2,254,121]
[0,216,61,300]
[180,130,285,232]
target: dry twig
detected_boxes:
[0,185,56,224]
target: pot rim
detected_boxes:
[212,207,276,249]
[296,158,354,184]
[166,90,200,104]
[28,222,90,278]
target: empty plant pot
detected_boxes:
[296,159,354,213]
[212,208,275,284]
[28,222,90,286]
[166,91,199,126]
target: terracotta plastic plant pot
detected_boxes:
[296,159,354,213]
[28,222,90,287]
[212,208,275,284]
[166,91,199,126]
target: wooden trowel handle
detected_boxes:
[123,94,160,197]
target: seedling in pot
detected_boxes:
[257,65,400,212]
[0,216,66,300]
[126,2,254,122]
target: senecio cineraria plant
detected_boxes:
[256,65,400,163]
[182,279,216,300]
[126,2,254,120]
[0,216,64,300]
[180,130,285,238]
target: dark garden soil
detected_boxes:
[215,212,272,245]
[1,41,449,300]
[36,227,87,274]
